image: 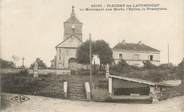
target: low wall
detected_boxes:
[1,68,24,74]
[28,69,71,75]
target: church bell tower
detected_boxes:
[63,6,83,40]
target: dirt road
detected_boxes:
[1,93,184,112]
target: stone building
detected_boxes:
[54,6,83,69]
[112,40,160,67]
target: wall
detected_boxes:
[1,68,24,74]
[56,36,82,69]
[112,78,149,88]
[28,69,71,75]
[68,62,88,70]
[112,78,150,95]
[113,50,160,67]
[56,47,78,69]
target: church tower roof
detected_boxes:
[65,6,81,24]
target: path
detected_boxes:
[1,93,184,112]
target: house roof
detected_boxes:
[108,74,177,87]
[113,41,160,52]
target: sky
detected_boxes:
[1,0,184,67]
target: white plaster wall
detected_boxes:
[113,50,160,66]
[56,47,78,69]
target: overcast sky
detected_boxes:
[1,0,184,67]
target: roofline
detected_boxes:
[55,35,82,48]
[112,43,160,52]
[108,74,176,87]
[108,74,156,86]
[112,48,160,53]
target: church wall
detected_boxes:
[56,47,78,69]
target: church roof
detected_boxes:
[64,6,82,24]
[113,41,160,52]
[65,16,81,24]
[55,34,82,48]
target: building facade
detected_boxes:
[55,6,83,69]
[113,40,160,67]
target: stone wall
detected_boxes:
[1,68,24,74]
[28,69,71,75]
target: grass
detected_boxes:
[1,73,65,98]
[1,70,183,102]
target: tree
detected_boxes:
[76,40,113,67]
[77,40,93,64]
[93,40,113,65]
[177,58,184,86]
[30,58,47,69]
[0,58,16,68]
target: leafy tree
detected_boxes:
[30,58,47,69]
[76,40,113,68]
[77,40,93,64]
[93,40,113,65]
[0,58,16,68]
[177,58,184,85]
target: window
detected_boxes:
[133,54,140,60]
[119,54,123,59]
[149,55,153,61]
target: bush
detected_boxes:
[143,60,157,69]
[110,59,132,73]
[177,58,184,86]
[19,69,29,75]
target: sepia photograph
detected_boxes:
[1,0,184,112]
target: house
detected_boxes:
[112,40,160,67]
[54,6,83,69]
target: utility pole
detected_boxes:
[168,43,170,67]
[182,58,184,89]
[89,33,93,88]
[22,57,25,68]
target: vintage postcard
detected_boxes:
[1,0,184,112]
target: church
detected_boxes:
[51,6,83,69]
[50,6,160,69]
